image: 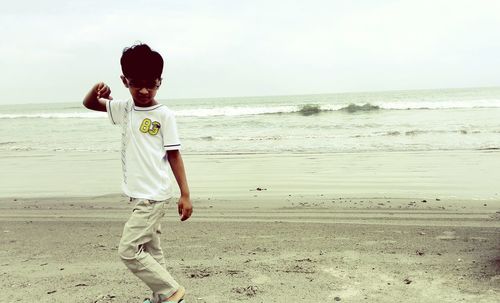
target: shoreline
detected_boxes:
[1,149,500,200]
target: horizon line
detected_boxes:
[1,85,499,106]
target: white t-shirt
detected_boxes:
[106,99,181,201]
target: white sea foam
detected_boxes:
[175,105,298,117]
[1,99,499,119]
[0,112,107,119]
[169,99,500,116]
[376,99,500,110]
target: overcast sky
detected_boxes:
[0,0,499,104]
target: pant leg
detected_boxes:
[144,202,170,268]
[118,198,179,297]
[143,224,165,268]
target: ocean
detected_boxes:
[1,87,499,154]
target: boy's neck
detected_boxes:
[133,98,158,108]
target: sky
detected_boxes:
[0,0,499,104]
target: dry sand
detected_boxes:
[1,194,499,303]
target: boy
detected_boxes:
[83,43,192,303]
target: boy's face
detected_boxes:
[121,76,162,106]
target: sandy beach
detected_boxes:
[1,194,499,303]
[0,153,500,303]
[1,151,499,303]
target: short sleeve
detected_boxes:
[105,99,128,125]
[162,111,181,151]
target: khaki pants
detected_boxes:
[118,198,179,300]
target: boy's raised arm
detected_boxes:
[83,82,113,112]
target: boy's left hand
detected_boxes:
[177,196,193,221]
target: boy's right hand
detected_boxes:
[96,82,113,100]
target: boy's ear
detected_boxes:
[120,75,129,88]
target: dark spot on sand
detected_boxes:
[233,285,259,297]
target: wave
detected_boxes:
[298,104,322,116]
[182,104,381,119]
[1,99,500,119]
[0,112,106,119]
[175,106,297,117]
[158,99,500,116]
[340,103,380,113]
[397,129,472,136]
[296,103,380,115]
[199,136,214,141]
[378,99,500,110]
[182,129,488,142]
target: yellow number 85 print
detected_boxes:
[139,118,161,136]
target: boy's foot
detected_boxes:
[143,286,186,303]
[161,286,185,302]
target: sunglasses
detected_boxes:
[126,78,162,90]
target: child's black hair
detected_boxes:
[120,43,164,80]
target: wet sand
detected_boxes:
[2,150,500,200]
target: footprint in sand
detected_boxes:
[363,240,397,246]
[251,274,272,284]
[436,231,457,240]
